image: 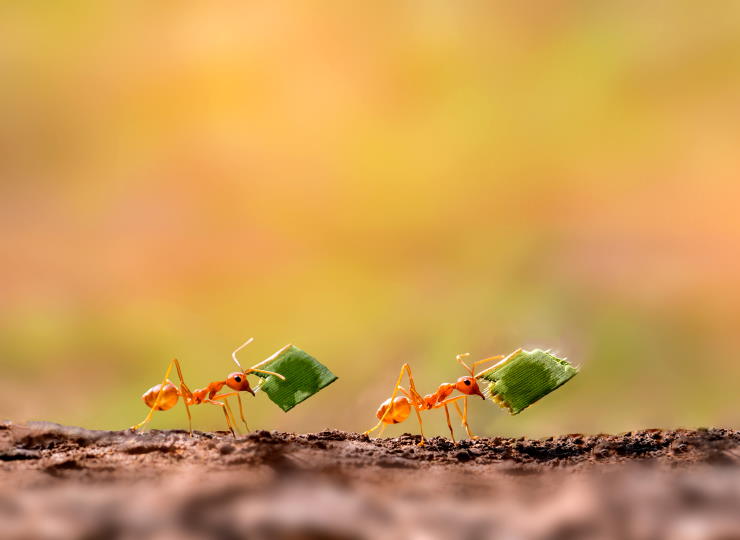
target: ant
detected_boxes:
[364,351,518,444]
[130,338,289,437]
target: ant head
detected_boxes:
[225,372,255,395]
[455,376,485,399]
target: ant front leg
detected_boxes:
[453,398,478,440]
[236,394,249,432]
[443,404,456,444]
[206,398,236,438]
[432,395,476,441]
[213,392,249,433]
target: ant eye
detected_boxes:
[234,376,241,383]
[464,379,471,386]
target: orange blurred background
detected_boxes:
[1,3,739,437]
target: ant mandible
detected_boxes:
[364,351,517,445]
[130,338,289,437]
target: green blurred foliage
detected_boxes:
[1,3,739,437]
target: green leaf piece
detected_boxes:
[476,349,577,415]
[252,346,338,412]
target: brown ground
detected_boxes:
[1,421,739,539]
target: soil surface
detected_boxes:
[2,421,739,539]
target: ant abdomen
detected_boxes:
[376,396,411,424]
[142,382,180,411]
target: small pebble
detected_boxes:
[454,449,472,462]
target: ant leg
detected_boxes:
[236,394,249,432]
[130,359,175,431]
[211,392,245,435]
[453,398,477,440]
[453,401,465,432]
[364,363,412,436]
[212,392,249,433]
[223,398,239,434]
[463,396,477,439]
[365,364,427,445]
[412,405,426,446]
[432,395,467,408]
[443,404,456,444]
[246,367,286,380]
[172,359,193,435]
[206,399,236,438]
[429,395,477,440]
[394,365,427,446]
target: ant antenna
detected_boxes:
[232,338,288,381]
[456,353,474,376]
[458,352,508,377]
[232,337,255,372]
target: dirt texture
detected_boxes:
[1,421,739,539]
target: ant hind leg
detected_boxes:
[412,406,426,446]
[172,359,194,435]
[365,363,428,445]
[364,363,412,437]
[130,359,176,432]
[402,365,427,445]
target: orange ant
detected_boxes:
[364,352,515,444]
[130,338,289,437]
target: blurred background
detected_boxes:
[1,2,739,438]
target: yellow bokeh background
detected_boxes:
[2,3,739,437]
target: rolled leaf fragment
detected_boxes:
[252,345,338,412]
[476,349,577,414]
